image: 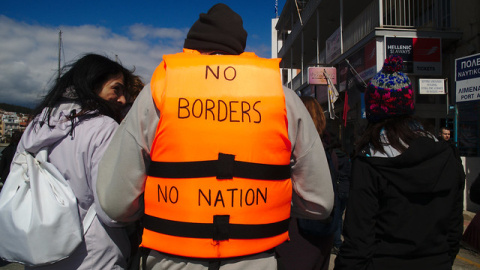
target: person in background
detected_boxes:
[276,96,336,270]
[439,126,451,142]
[121,74,145,120]
[17,53,137,270]
[334,55,465,270]
[0,130,23,187]
[438,126,461,162]
[127,74,145,102]
[322,132,351,255]
[96,3,333,270]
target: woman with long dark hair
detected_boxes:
[17,53,137,269]
[334,55,465,270]
[276,96,335,270]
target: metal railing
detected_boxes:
[343,0,455,53]
[381,0,454,28]
[343,1,379,53]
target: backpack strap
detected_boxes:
[36,145,97,235]
[83,205,96,234]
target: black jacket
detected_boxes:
[335,137,465,270]
[0,142,17,183]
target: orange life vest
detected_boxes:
[142,49,292,259]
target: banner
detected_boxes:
[326,28,342,63]
[386,37,441,75]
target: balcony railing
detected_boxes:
[343,1,379,53]
[381,0,453,28]
[344,0,455,53]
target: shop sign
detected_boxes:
[385,37,441,75]
[308,67,337,85]
[455,53,480,102]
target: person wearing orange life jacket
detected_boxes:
[96,3,334,270]
[142,49,293,260]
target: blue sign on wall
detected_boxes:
[456,53,480,102]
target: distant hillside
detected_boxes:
[0,103,33,114]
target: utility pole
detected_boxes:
[58,30,62,82]
[275,0,278,18]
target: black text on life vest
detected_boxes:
[178,98,261,123]
[198,187,267,207]
[156,185,268,207]
[205,65,236,81]
[158,185,179,203]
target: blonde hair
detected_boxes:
[300,96,326,136]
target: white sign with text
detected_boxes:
[419,79,445,94]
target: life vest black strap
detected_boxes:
[147,153,291,180]
[142,214,290,240]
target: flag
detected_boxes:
[342,63,368,124]
[343,91,349,126]
[325,70,339,119]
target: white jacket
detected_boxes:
[18,101,130,270]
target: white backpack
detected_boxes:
[0,148,95,266]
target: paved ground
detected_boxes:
[452,211,480,270]
[454,247,480,270]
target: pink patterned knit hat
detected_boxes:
[365,55,414,123]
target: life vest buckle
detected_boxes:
[213,215,230,241]
[216,153,235,180]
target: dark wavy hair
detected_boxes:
[32,53,135,125]
[355,115,432,155]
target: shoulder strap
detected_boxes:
[37,147,97,235]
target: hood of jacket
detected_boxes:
[356,137,459,194]
[18,102,84,154]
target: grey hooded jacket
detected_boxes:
[18,101,130,270]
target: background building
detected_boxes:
[273,0,480,211]
[1,111,28,143]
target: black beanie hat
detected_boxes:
[184,3,248,55]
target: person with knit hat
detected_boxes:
[96,3,334,270]
[364,54,415,123]
[334,55,465,270]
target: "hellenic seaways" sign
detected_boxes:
[386,37,441,75]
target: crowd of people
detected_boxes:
[0,3,470,270]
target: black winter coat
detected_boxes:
[334,137,465,270]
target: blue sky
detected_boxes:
[0,0,286,108]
